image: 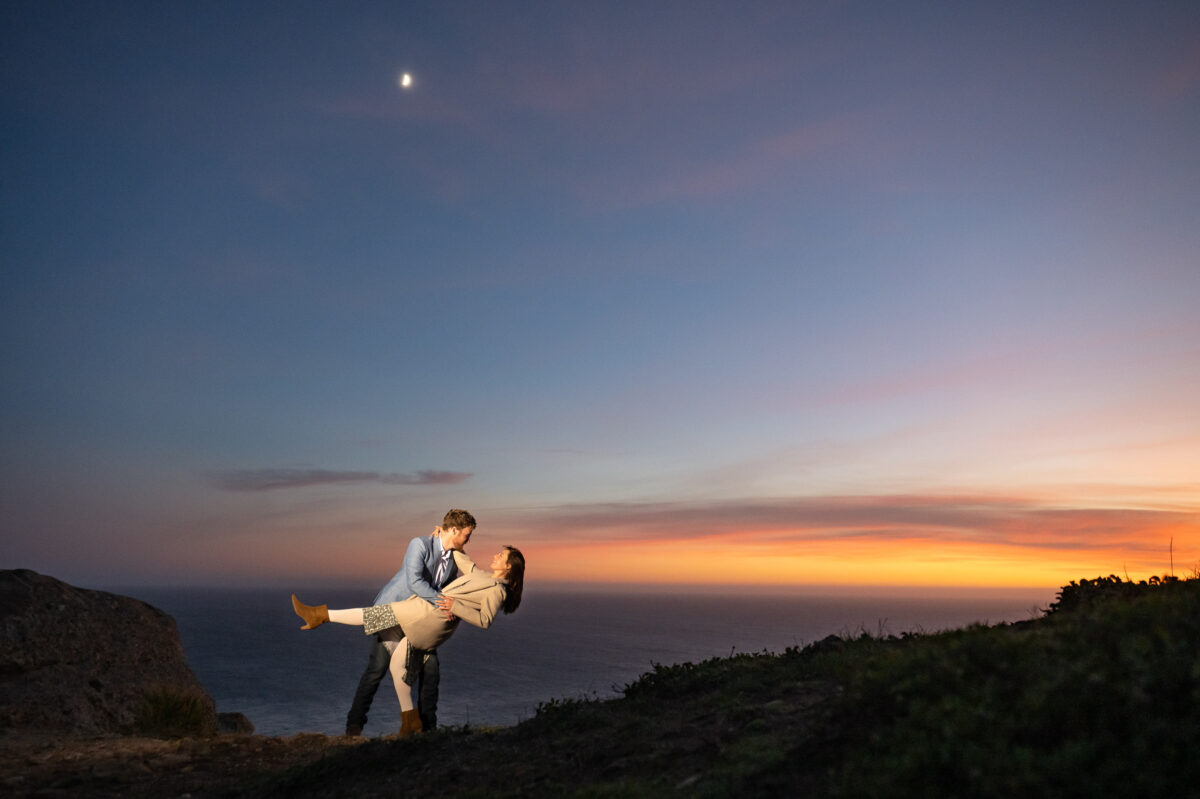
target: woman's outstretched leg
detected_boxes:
[292,594,366,630]
[389,638,423,738]
[328,608,365,625]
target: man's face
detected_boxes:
[442,525,473,552]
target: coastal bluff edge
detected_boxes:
[0,568,225,737]
[2,569,1198,797]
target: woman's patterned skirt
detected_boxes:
[362,603,399,635]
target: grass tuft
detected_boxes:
[134,684,215,738]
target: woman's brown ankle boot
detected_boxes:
[291,594,329,630]
[398,709,423,738]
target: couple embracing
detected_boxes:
[291,509,526,737]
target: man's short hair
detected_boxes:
[442,508,476,530]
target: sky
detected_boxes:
[2,1,1198,593]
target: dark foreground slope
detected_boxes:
[254,575,1200,798]
[3,576,1196,797]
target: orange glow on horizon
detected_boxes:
[161,493,1200,592]
[520,528,1200,591]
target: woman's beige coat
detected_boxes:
[383,551,507,650]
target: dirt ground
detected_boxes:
[0,731,362,798]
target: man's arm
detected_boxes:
[402,536,441,605]
[374,537,439,606]
[371,568,405,606]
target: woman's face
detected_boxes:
[490,550,510,572]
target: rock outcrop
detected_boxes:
[0,569,218,737]
[218,711,255,734]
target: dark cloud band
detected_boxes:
[502,495,1197,553]
[208,468,471,492]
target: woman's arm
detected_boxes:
[452,550,480,575]
[448,585,505,629]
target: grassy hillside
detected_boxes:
[250,575,1200,798]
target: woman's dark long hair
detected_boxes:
[501,545,525,614]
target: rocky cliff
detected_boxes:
[0,569,218,737]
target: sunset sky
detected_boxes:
[3,2,1198,592]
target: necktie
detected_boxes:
[434,550,453,588]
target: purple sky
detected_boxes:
[2,2,1198,589]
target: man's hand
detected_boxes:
[431,525,443,537]
[435,594,456,620]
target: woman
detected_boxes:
[291,545,525,737]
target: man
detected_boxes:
[344,508,476,737]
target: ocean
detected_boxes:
[128,585,1053,738]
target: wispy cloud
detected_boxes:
[499,493,1200,555]
[379,470,473,486]
[208,468,471,492]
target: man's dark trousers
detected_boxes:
[346,636,440,733]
